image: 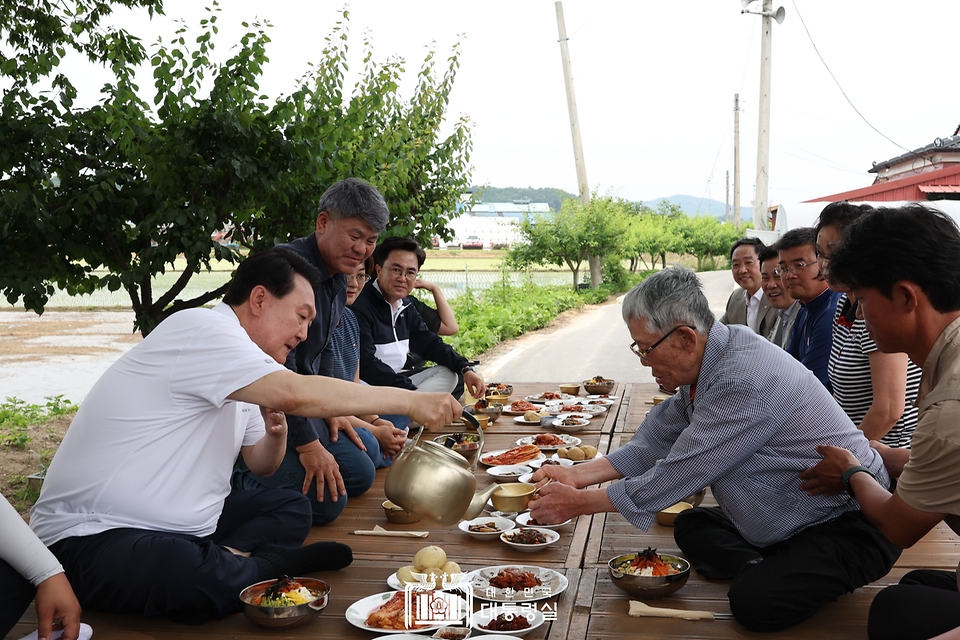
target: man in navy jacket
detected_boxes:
[351,237,485,400]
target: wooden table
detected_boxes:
[9,382,959,640]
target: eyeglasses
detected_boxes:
[345,274,372,284]
[774,261,816,277]
[629,325,694,359]
[385,265,419,281]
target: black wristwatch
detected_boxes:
[461,365,475,375]
[841,465,876,497]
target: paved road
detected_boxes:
[481,270,735,384]
[0,270,737,403]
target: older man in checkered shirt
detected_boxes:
[529,267,900,632]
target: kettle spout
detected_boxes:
[462,484,501,521]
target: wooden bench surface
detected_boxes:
[9,382,958,640]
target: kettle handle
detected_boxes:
[460,412,484,472]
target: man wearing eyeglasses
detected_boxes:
[351,236,485,400]
[232,178,390,526]
[758,246,799,348]
[776,227,842,391]
[529,267,898,632]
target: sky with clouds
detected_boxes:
[70,0,960,211]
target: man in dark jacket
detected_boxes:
[351,237,485,400]
[232,178,390,525]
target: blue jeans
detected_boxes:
[356,421,410,468]
[232,437,376,526]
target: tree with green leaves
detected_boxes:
[508,194,630,288]
[0,2,472,335]
[672,215,743,271]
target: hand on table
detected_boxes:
[295,440,345,501]
[799,445,861,496]
[35,572,81,640]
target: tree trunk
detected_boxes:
[588,255,602,288]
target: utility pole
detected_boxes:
[733,93,741,227]
[725,170,730,223]
[741,0,784,230]
[754,0,773,229]
[555,1,600,287]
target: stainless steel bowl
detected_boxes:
[583,380,616,395]
[433,433,482,466]
[467,401,503,424]
[485,384,514,397]
[607,553,690,599]
[239,577,330,629]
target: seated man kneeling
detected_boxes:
[29,248,460,624]
[351,236,485,402]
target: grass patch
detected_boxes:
[0,396,77,450]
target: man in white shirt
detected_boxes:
[719,237,779,336]
[29,248,460,624]
[758,246,799,348]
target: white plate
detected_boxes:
[527,457,574,470]
[524,393,576,404]
[586,394,619,400]
[500,527,561,553]
[515,511,573,529]
[487,464,534,479]
[387,572,469,592]
[517,472,535,484]
[462,565,569,603]
[554,412,593,422]
[515,434,582,450]
[551,450,604,464]
[542,403,605,417]
[479,449,546,467]
[346,590,468,634]
[550,418,590,430]
[471,605,546,636]
[513,415,546,425]
[458,516,517,540]
[583,398,616,407]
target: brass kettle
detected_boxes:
[385,412,500,525]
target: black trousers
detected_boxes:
[49,489,311,622]
[674,506,901,632]
[868,569,960,640]
[0,559,36,638]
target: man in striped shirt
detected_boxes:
[530,267,900,632]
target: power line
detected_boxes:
[791,0,909,152]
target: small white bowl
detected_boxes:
[486,464,534,479]
[515,511,573,530]
[459,516,516,540]
[500,526,560,553]
[527,458,574,470]
[471,605,545,636]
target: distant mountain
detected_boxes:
[644,195,752,221]
[468,186,575,212]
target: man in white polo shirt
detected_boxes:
[29,248,460,624]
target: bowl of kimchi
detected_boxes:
[607,549,690,599]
